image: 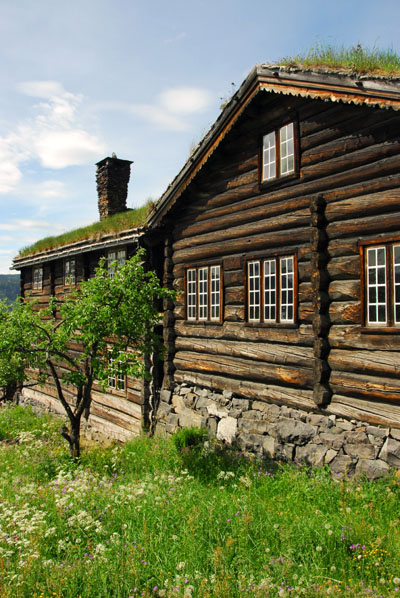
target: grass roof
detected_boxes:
[18,202,152,258]
[280,44,400,77]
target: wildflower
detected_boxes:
[177,561,186,570]
[316,546,322,552]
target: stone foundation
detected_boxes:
[155,382,400,480]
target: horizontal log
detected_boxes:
[173,229,310,265]
[225,285,245,305]
[175,336,313,368]
[174,370,315,411]
[329,324,400,350]
[298,282,312,303]
[329,348,400,377]
[329,301,361,325]
[298,303,313,323]
[329,279,360,301]
[328,210,400,240]
[91,389,142,419]
[330,370,400,402]
[172,209,310,252]
[175,195,310,236]
[174,350,313,388]
[224,269,243,287]
[299,102,369,138]
[224,305,244,322]
[326,188,400,224]
[174,320,314,345]
[327,255,360,280]
[87,413,139,441]
[328,394,400,428]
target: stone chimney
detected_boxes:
[96,155,133,221]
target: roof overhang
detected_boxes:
[12,228,143,270]
[147,65,400,229]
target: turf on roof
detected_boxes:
[280,44,400,77]
[18,203,152,257]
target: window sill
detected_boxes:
[259,171,300,191]
[245,322,298,329]
[360,326,400,334]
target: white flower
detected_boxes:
[393,577,400,585]
[177,561,186,570]
[316,546,322,552]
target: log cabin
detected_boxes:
[146,64,400,477]
[12,156,153,442]
[12,64,400,476]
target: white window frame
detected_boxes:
[262,121,296,183]
[362,241,400,328]
[107,248,126,277]
[247,255,295,324]
[64,258,76,286]
[33,266,43,291]
[107,350,125,391]
[186,265,222,322]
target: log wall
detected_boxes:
[163,91,400,426]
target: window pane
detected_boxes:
[366,247,387,325]
[198,267,208,320]
[262,132,276,181]
[187,269,197,320]
[394,245,400,324]
[210,266,220,320]
[279,123,295,176]
[280,256,294,322]
[264,259,276,321]
[248,261,260,321]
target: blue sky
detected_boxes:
[0,0,399,273]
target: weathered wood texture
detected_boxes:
[165,91,400,424]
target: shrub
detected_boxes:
[172,426,208,450]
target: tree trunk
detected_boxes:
[61,416,81,461]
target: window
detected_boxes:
[261,122,296,183]
[107,248,126,277]
[33,266,43,291]
[64,259,76,286]
[247,255,296,324]
[186,265,221,322]
[362,241,400,328]
[107,350,125,391]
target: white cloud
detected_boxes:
[127,87,213,131]
[0,218,64,232]
[32,180,67,199]
[0,81,106,194]
[160,87,213,114]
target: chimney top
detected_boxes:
[96,156,133,221]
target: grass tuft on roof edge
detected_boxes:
[280,43,400,77]
[18,202,153,258]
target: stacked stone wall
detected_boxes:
[155,382,400,480]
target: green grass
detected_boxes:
[280,43,400,77]
[18,202,153,258]
[1,405,400,597]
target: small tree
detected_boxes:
[0,250,174,459]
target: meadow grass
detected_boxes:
[280,44,400,77]
[0,405,400,597]
[18,202,152,258]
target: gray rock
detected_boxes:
[207,417,218,439]
[242,409,266,419]
[275,419,316,445]
[253,401,281,418]
[166,413,179,426]
[238,419,267,435]
[390,428,400,441]
[179,410,205,429]
[217,416,237,444]
[207,402,229,418]
[345,430,369,444]
[380,437,400,467]
[185,392,197,407]
[296,444,327,468]
[195,396,210,410]
[275,443,294,461]
[232,398,249,412]
[344,443,377,459]
[237,433,264,452]
[325,449,338,464]
[368,434,385,448]
[160,389,172,404]
[172,395,186,413]
[336,420,354,431]
[156,401,172,421]
[288,409,304,421]
[356,459,390,480]
[228,408,242,419]
[367,425,388,439]
[307,414,326,426]
[179,386,191,395]
[319,432,346,450]
[222,390,233,399]
[330,455,357,477]
[263,436,275,458]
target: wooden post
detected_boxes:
[310,194,332,407]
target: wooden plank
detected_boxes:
[329,324,400,350]
[326,188,400,223]
[330,370,400,402]
[175,336,313,368]
[174,320,314,345]
[329,301,361,325]
[329,280,360,301]
[329,348,400,377]
[328,394,400,428]
[174,370,315,411]
[174,350,313,388]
